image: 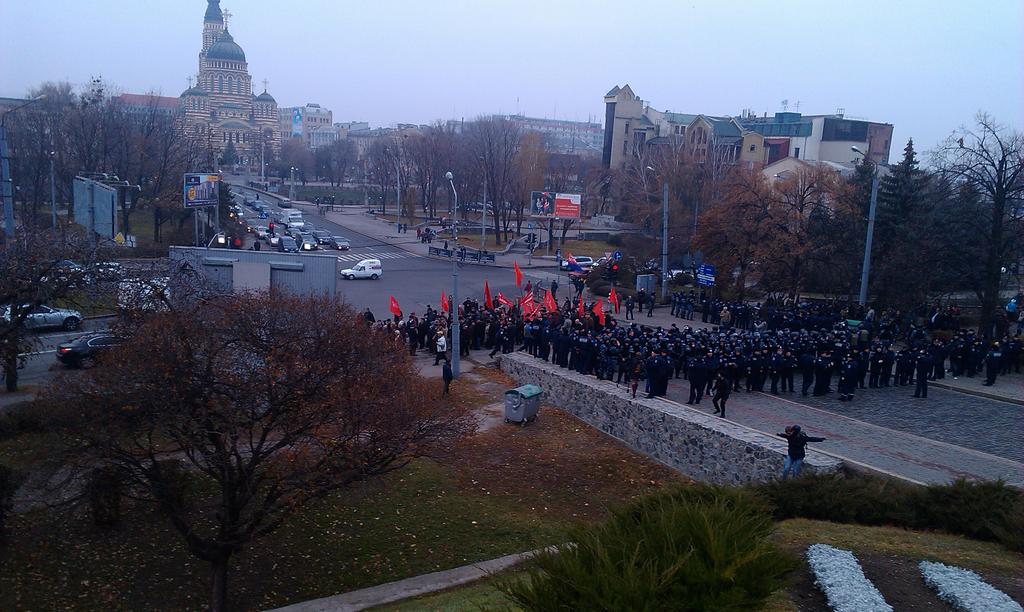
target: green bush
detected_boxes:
[757,473,1024,552]
[502,485,796,611]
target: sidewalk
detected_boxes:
[930,374,1024,406]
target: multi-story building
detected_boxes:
[602,84,893,171]
[506,115,604,156]
[279,103,338,149]
[178,0,280,167]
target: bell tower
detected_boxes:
[202,0,225,57]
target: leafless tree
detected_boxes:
[468,117,521,245]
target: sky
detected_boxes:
[2,0,1021,157]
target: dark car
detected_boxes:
[326,236,351,250]
[312,229,332,245]
[56,333,122,368]
[278,236,299,252]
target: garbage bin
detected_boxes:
[505,384,543,425]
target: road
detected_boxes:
[232,186,563,317]
[5,318,114,391]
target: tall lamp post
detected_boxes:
[851,146,879,306]
[288,166,297,201]
[2,94,46,238]
[48,149,57,237]
[445,171,461,378]
[646,166,670,301]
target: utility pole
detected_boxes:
[49,150,57,238]
[661,180,669,301]
[852,146,879,306]
[446,171,460,378]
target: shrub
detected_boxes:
[503,485,796,611]
[756,473,1024,552]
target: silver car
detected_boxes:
[1,304,83,331]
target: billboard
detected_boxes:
[183,173,220,208]
[530,191,581,219]
[291,108,303,137]
[73,177,118,239]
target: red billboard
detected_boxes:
[530,191,581,219]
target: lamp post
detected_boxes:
[851,145,879,306]
[1,94,46,238]
[445,171,461,378]
[646,165,670,301]
[48,149,57,238]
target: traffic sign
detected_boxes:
[696,263,716,287]
[613,250,622,260]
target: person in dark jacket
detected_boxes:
[913,350,933,398]
[441,362,453,395]
[778,425,826,479]
[983,342,1003,386]
[799,350,815,396]
[711,372,731,417]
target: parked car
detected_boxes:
[326,236,351,250]
[278,236,299,252]
[560,255,594,270]
[56,333,122,368]
[312,229,332,245]
[1,304,82,331]
[339,258,382,280]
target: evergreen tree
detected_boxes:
[221,140,238,166]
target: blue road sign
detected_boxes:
[696,263,716,287]
[613,250,622,260]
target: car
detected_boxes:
[286,219,305,230]
[278,236,299,252]
[326,236,351,250]
[298,235,317,251]
[268,234,281,247]
[252,226,269,239]
[339,258,382,280]
[312,229,331,245]
[278,198,293,208]
[560,255,594,270]
[1,304,82,331]
[56,333,122,368]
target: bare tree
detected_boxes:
[468,117,521,245]
[49,293,474,612]
[935,113,1024,338]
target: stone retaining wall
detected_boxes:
[498,353,842,484]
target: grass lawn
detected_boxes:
[0,368,685,611]
[372,518,1024,611]
[556,238,620,259]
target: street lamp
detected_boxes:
[1,94,46,238]
[851,145,879,306]
[646,165,670,301]
[48,149,57,238]
[445,170,461,378]
[288,166,298,201]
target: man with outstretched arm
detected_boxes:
[778,425,826,479]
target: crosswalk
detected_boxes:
[334,250,410,262]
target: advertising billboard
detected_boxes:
[73,177,118,239]
[530,191,581,219]
[291,108,303,138]
[183,173,220,208]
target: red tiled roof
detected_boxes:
[117,93,181,109]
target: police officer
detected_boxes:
[983,342,1002,386]
[913,350,933,398]
[686,353,707,405]
[711,371,731,417]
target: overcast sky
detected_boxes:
[2,0,1021,156]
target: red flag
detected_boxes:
[577,296,585,317]
[519,292,535,310]
[592,298,606,325]
[441,290,449,313]
[497,292,514,308]
[543,289,558,312]
[484,280,493,310]
[389,295,402,317]
[513,260,523,288]
[609,287,620,313]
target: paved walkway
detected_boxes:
[267,547,548,612]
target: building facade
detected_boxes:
[179,0,280,167]
[602,84,893,171]
[506,115,604,157]
[278,103,337,149]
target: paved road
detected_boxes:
[232,186,565,317]
[660,375,1023,486]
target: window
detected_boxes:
[794,147,801,159]
[749,144,756,152]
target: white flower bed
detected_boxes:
[806,544,893,612]
[919,560,1023,612]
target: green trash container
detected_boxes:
[505,384,543,425]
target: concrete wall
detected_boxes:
[498,353,842,484]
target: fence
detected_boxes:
[428,246,496,264]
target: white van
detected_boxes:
[339,258,382,280]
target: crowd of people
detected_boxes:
[362,286,1023,414]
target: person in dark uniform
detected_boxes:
[769,349,785,395]
[686,353,707,405]
[780,350,796,393]
[812,351,832,396]
[442,362,453,395]
[800,349,816,396]
[711,372,731,417]
[880,346,895,387]
[983,342,1002,386]
[913,350,933,398]
[838,355,858,402]
[868,346,884,388]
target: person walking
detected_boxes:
[625,295,635,320]
[646,293,655,317]
[433,331,449,365]
[442,361,453,396]
[711,371,731,417]
[983,342,1003,386]
[778,425,826,479]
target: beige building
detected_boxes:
[179,0,280,167]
